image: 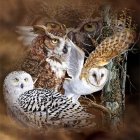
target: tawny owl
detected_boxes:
[18,22,72,91]
[3,71,95,130]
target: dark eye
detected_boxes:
[24,78,28,82]
[92,73,96,78]
[63,45,68,54]
[101,74,104,77]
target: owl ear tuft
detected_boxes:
[33,25,46,35]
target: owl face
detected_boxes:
[67,19,102,56]
[44,35,70,60]
[4,71,34,97]
[88,67,109,87]
[33,25,70,62]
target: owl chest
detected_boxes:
[46,58,67,79]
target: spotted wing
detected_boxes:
[18,88,95,129]
[83,29,136,69]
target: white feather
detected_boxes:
[16,26,38,46]
[63,41,109,103]
[3,71,96,129]
[66,39,85,78]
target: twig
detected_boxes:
[80,96,111,117]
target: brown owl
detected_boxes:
[81,28,136,81]
[67,18,103,57]
[19,22,71,91]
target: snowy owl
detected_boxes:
[63,41,109,103]
[3,71,95,130]
[17,22,70,91]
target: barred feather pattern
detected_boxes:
[11,89,95,129]
[21,36,65,91]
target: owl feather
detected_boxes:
[81,28,136,80]
[3,71,96,130]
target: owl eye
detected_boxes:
[14,78,19,82]
[92,73,96,78]
[51,38,59,44]
[24,78,28,82]
[101,73,104,77]
[84,23,96,32]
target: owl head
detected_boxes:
[67,18,102,57]
[32,23,71,62]
[4,71,34,100]
[88,67,109,87]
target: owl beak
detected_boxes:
[96,80,100,85]
[20,83,24,89]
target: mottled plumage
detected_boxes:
[3,71,95,130]
[18,22,70,91]
[81,28,136,80]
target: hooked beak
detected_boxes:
[20,83,24,89]
[96,79,101,85]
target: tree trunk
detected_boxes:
[101,53,127,130]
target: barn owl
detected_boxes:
[17,22,73,91]
[81,28,136,81]
[63,41,109,103]
[64,25,135,103]
[3,71,96,129]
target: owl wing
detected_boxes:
[16,26,38,46]
[66,40,85,78]
[18,88,95,129]
[83,29,136,69]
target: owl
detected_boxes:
[67,18,103,57]
[81,28,136,81]
[3,71,96,130]
[63,41,109,103]
[18,22,72,91]
[64,25,136,103]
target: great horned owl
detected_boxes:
[67,18,103,57]
[19,22,71,91]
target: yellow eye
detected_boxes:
[51,38,59,44]
[14,78,19,82]
[84,23,96,32]
[24,78,28,82]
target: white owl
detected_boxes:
[3,71,95,130]
[63,41,109,103]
